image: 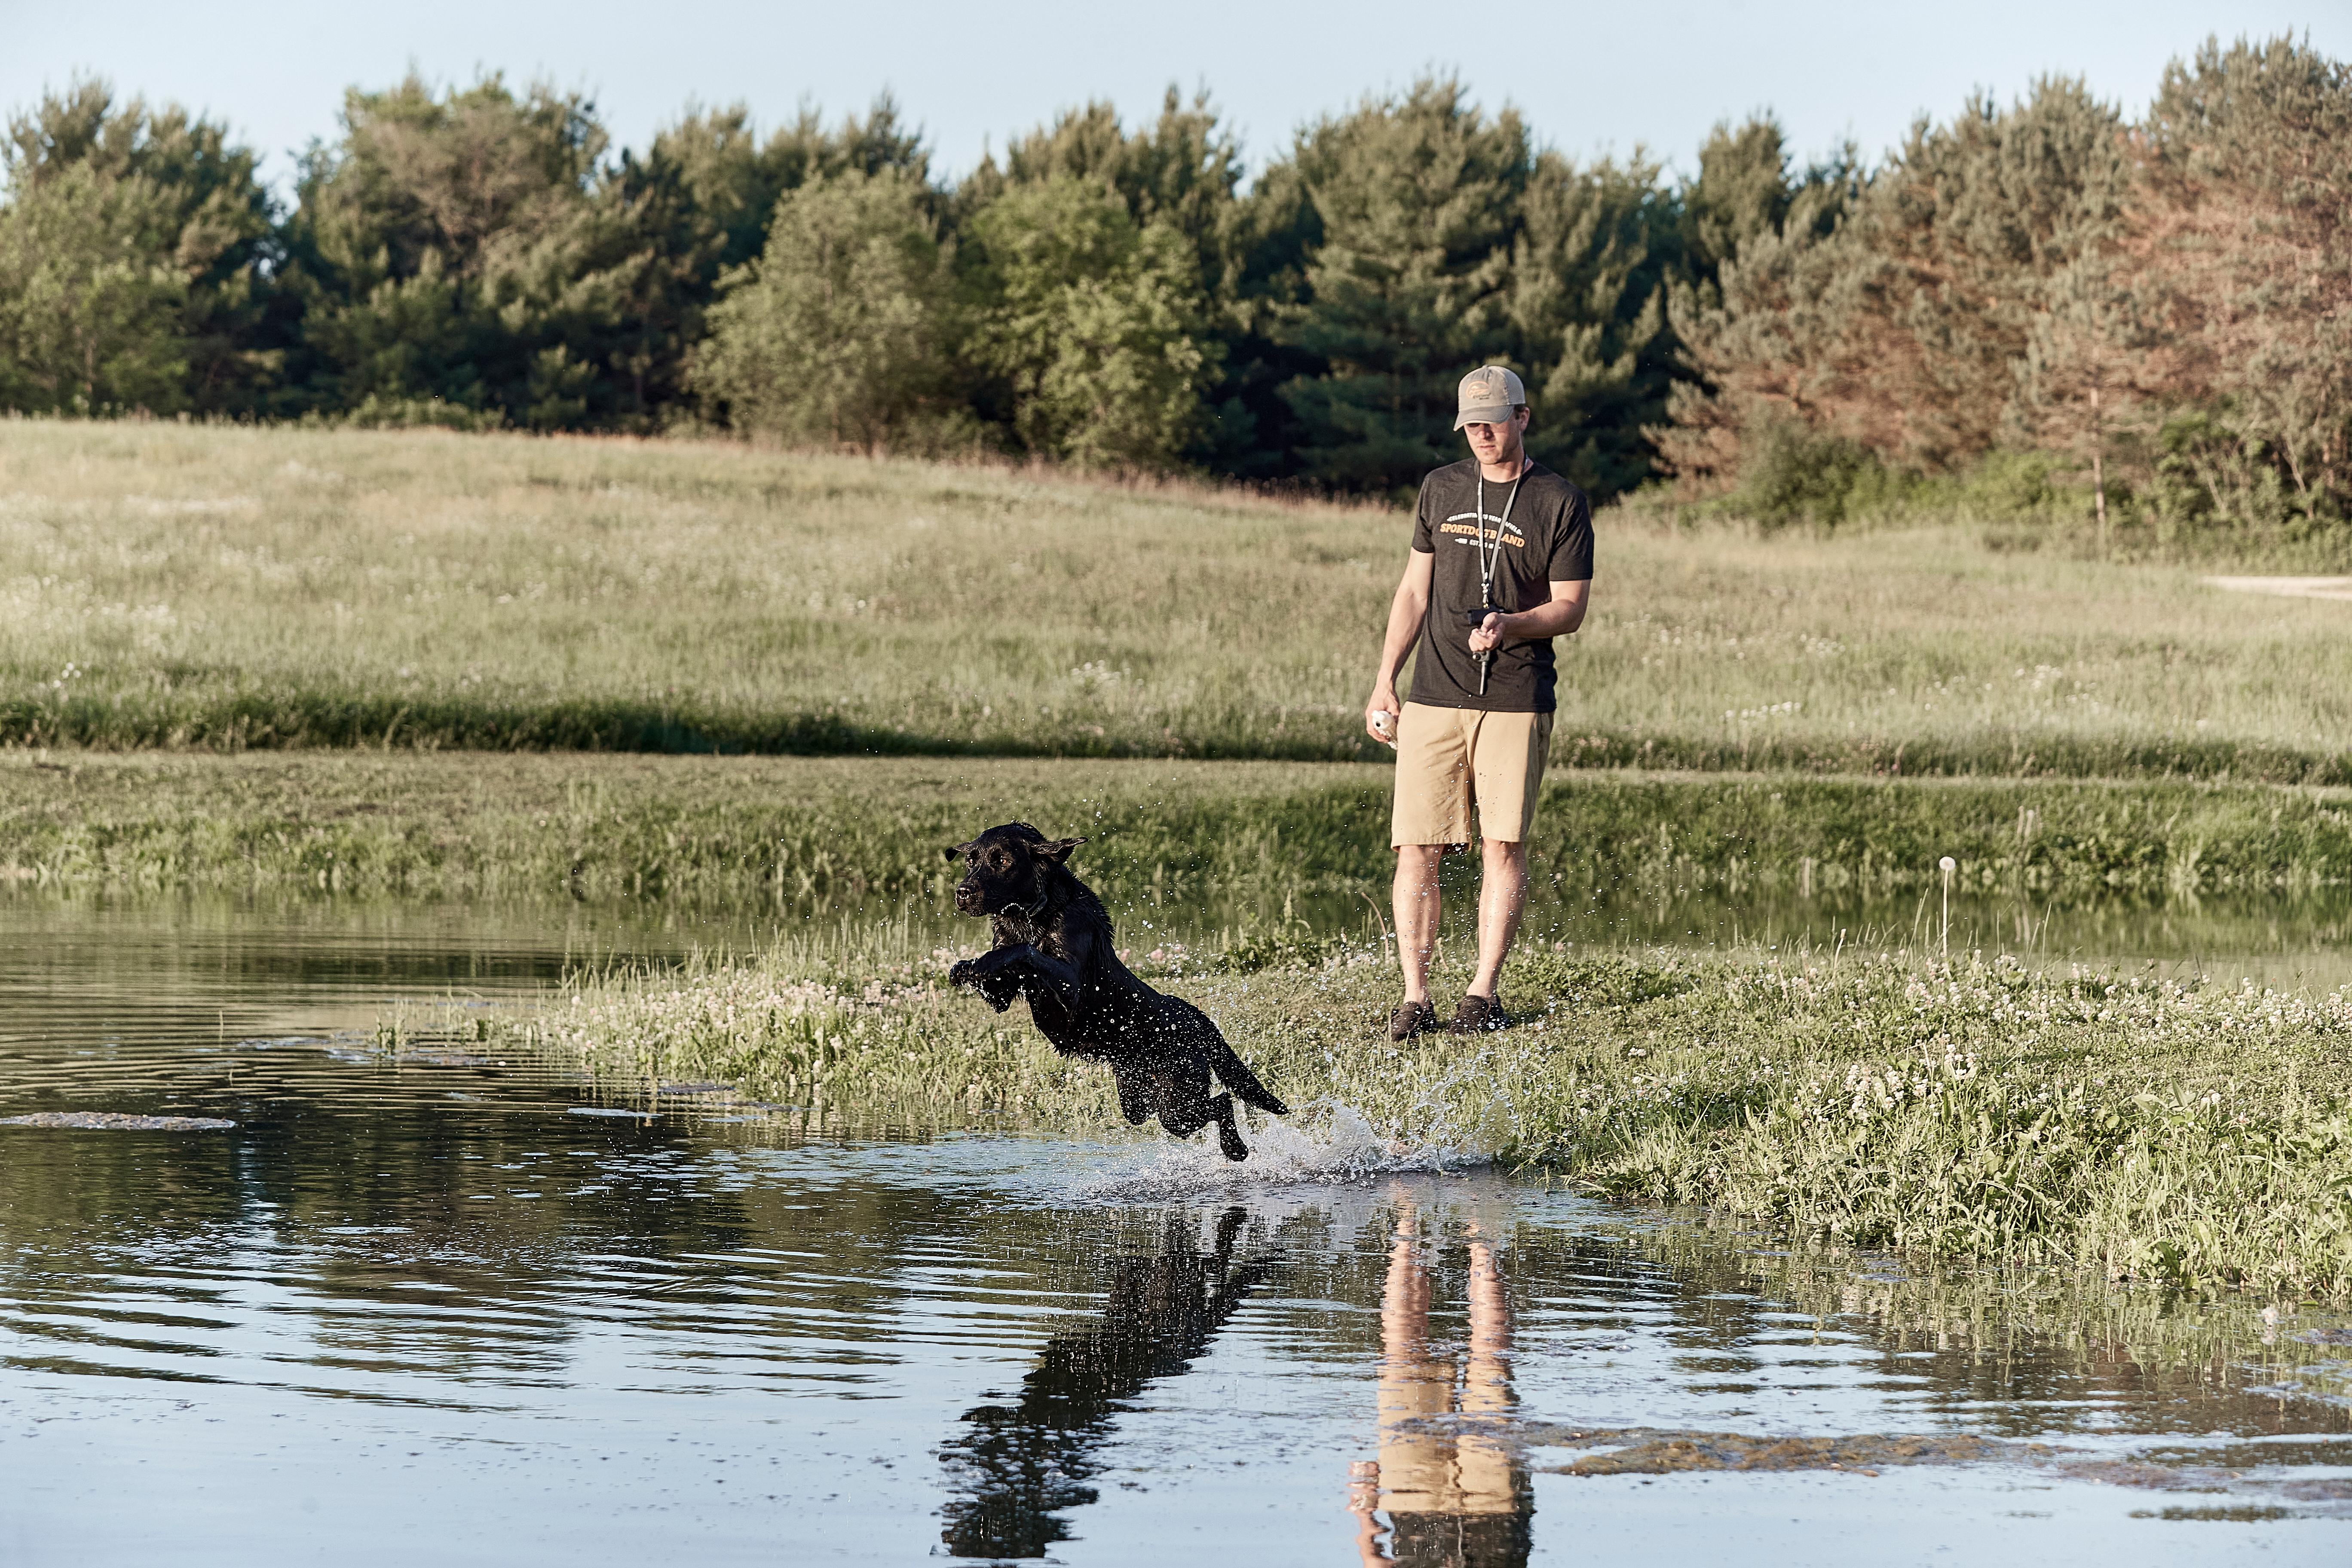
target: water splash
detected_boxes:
[1072,1101,1496,1201]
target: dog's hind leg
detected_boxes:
[1210,1093,1248,1163]
[1155,1090,1246,1161]
[1166,997,1289,1117]
[1209,1037,1289,1118]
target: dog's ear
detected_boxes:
[1035,837,1087,864]
[942,839,976,863]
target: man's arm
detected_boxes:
[1365,548,1435,746]
[1467,579,1589,653]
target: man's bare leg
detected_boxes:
[1393,845,1444,1003]
[1467,837,1528,1000]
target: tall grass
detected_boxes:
[6,751,2345,906]
[6,420,2352,780]
[0,751,1366,903]
[489,930,2352,1300]
[1622,442,2352,574]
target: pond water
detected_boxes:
[2,897,2349,1565]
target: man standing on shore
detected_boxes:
[1363,367,1593,1039]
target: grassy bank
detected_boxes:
[0,751,1360,903]
[7,421,2352,780]
[5,751,2346,906]
[487,933,2352,1301]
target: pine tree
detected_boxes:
[1271,77,1529,491]
[1665,77,2127,484]
[285,73,609,423]
[1681,116,1795,282]
[1507,150,1682,496]
[2135,36,2352,531]
[0,80,279,413]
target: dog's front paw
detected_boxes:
[948,959,980,989]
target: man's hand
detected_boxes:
[1367,548,1433,750]
[1467,585,1591,657]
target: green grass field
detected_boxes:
[486,931,2352,1299]
[7,419,2352,779]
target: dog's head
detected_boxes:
[945,822,1087,917]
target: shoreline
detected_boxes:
[478,931,2352,1302]
[4,750,2345,904]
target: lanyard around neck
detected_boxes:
[1474,462,1527,610]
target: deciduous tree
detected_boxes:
[695,168,950,453]
[959,178,1219,470]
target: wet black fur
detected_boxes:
[944,823,1289,1161]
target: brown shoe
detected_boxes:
[1387,999,1438,1041]
[1448,994,1511,1036]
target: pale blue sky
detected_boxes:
[2,0,2343,193]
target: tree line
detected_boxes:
[0,35,2342,537]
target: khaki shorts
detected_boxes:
[1390,703,1553,848]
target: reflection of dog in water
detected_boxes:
[939,1207,1270,1558]
[1351,1204,1532,1568]
[945,823,1289,1160]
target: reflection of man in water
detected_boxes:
[1351,1207,1532,1568]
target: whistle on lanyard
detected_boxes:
[1465,606,1498,695]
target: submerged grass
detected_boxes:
[485,931,2352,1302]
[1629,1220,2352,1412]
[3,750,2347,905]
[6,420,2352,780]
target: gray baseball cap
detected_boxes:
[1453,365,1525,429]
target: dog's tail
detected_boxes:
[1209,1036,1289,1117]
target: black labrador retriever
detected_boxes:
[944,823,1289,1161]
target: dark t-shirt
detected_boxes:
[1406,459,1594,713]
